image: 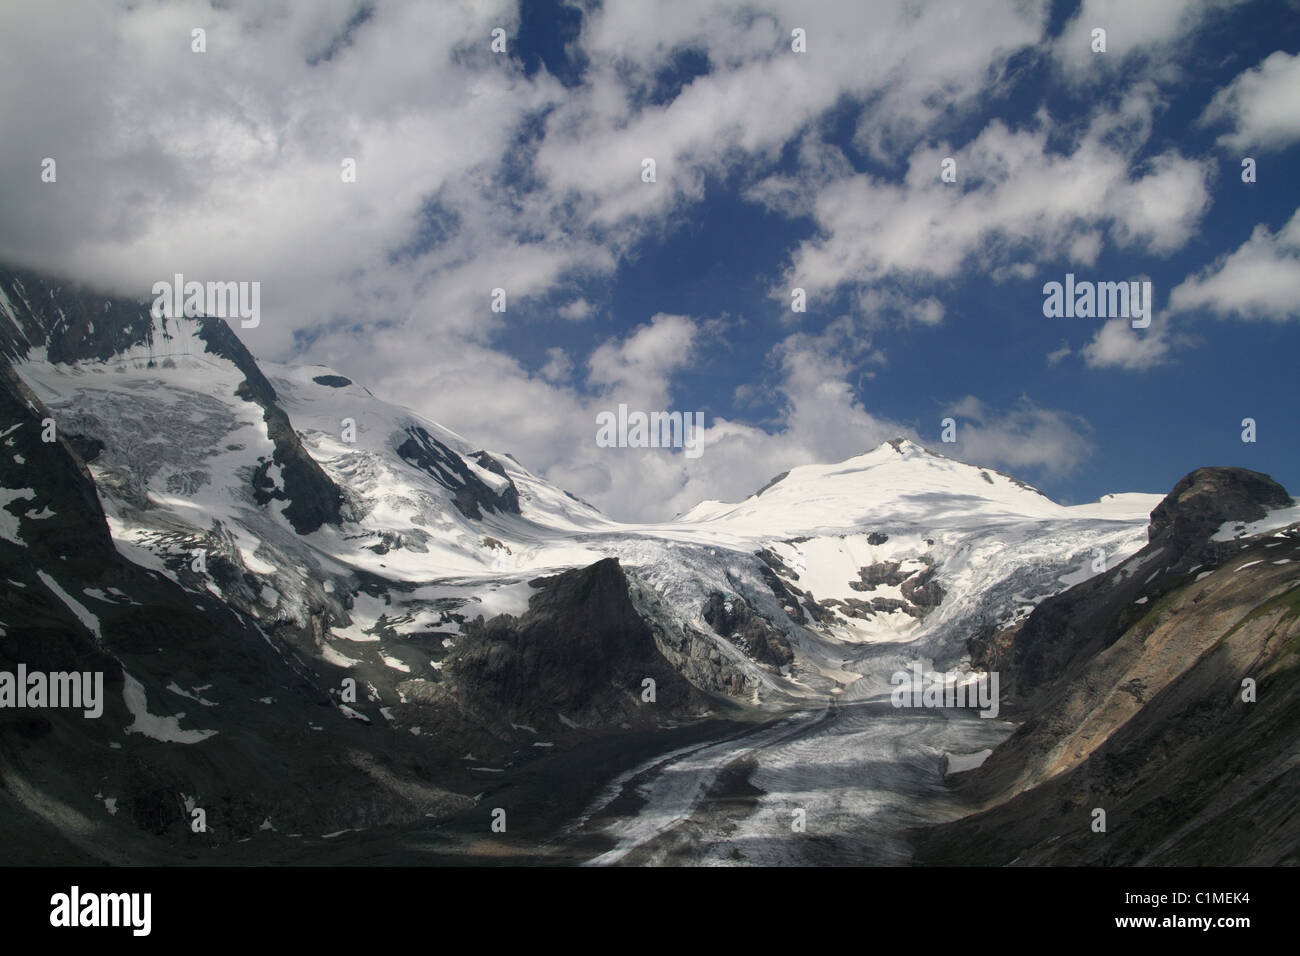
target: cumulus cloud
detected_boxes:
[857,288,945,327]
[1200,51,1300,151]
[1075,272,1177,370]
[941,396,1094,477]
[0,0,1236,519]
[539,347,574,383]
[557,298,595,320]
[1168,207,1300,322]
[764,113,1211,304]
[588,313,700,408]
[1081,315,1173,370]
[1052,0,1247,82]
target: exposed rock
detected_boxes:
[702,592,795,668]
[851,559,911,590]
[981,467,1294,707]
[63,433,105,464]
[312,374,352,388]
[0,265,346,535]
[397,425,520,520]
[0,362,115,573]
[920,467,1300,866]
[753,471,789,497]
[1148,466,1292,552]
[1,349,473,862]
[442,558,702,731]
[901,561,945,608]
[197,318,345,534]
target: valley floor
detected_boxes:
[183,660,1011,867]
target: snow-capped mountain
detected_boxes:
[0,264,1169,722]
[13,261,1250,865]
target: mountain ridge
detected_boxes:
[4,260,1292,865]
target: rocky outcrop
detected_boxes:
[918,467,1300,865]
[1148,466,1292,552]
[397,426,521,520]
[195,316,345,534]
[0,362,117,574]
[973,467,1292,707]
[702,592,794,669]
[311,374,351,387]
[1,348,473,863]
[0,266,156,363]
[436,559,704,733]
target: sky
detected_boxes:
[2,0,1298,521]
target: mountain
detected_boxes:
[915,467,1300,865]
[7,261,1288,865]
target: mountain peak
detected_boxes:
[883,436,926,455]
[1148,466,1293,548]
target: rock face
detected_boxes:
[972,467,1292,706]
[1148,466,1292,551]
[846,556,945,618]
[702,592,795,669]
[918,467,1300,866]
[195,315,345,534]
[311,374,351,388]
[0,266,157,363]
[0,362,117,573]
[397,425,521,520]
[438,558,703,732]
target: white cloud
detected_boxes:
[1079,272,1175,370]
[540,347,574,383]
[764,111,1211,303]
[557,298,595,320]
[1053,0,1247,82]
[857,288,945,327]
[942,396,1094,477]
[588,313,700,408]
[0,0,1217,519]
[1168,207,1300,322]
[1200,50,1300,151]
[1081,316,1172,370]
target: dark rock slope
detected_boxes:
[916,467,1300,865]
[396,424,520,520]
[703,591,795,669]
[421,558,708,737]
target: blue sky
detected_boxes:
[2,0,1298,519]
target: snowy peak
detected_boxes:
[1,265,348,534]
[679,437,1065,536]
[883,436,925,455]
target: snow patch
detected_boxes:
[36,571,102,639]
[945,749,992,773]
[122,673,217,743]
